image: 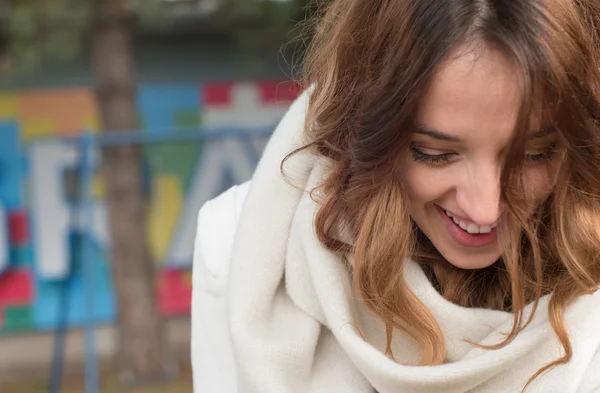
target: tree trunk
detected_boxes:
[91,0,167,384]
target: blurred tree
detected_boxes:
[3,0,314,386]
[6,0,171,385]
[90,0,169,385]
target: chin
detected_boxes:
[440,250,500,270]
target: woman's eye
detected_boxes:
[524,144,558,164]
[410,146,457,164]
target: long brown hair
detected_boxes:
[293,0,600,389]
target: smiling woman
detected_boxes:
[404,45,560,270]
[191,1,600,392]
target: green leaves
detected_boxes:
[6,0,94,73]
[136,0,170,30]
[3,0,314,75]
[220,0,312,67]
[41,29,81,61]
[9,4,37,39]
[8,2,41,73]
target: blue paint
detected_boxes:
[32,232,116,329]
[0,122,24,209]
[138,85,201,134]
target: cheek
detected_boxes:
[403,164,452,207]
[522,165,556,204]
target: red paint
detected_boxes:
[0,269,33,306]
[258,81,302,104]
[8,210,28,246]
[203,83,234,106]
[157,270,192,316]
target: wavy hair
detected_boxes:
[292,0,600,389]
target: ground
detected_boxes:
[0,366,193,393]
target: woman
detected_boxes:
[192,0,600,392]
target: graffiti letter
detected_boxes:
[29,142,108,280]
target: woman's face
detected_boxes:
[404,45,560,270]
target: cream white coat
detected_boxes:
[192,91,600,393]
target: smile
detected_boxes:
[435,205,499,248]
[443,209,499,234]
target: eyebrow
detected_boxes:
[414,125,557,143]
[529,126,556,139]
[414,127,462,142]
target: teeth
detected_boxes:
[466,224,479,234]
[479,225,492,234]
[445,210,498,235]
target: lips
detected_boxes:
[443,209,499,235]
[435,205,499,248]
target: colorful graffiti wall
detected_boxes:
[0,81,299,333]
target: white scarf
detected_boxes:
[227,91,600,393]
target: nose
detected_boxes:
[455,164,502,226]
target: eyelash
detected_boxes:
[410,147,456,164]
[524,145,557,163]
[410,145,558,164]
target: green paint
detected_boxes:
[174,110,201,128]
[144,109,203,190]
[0,306,32,333]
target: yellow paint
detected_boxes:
[92,174,105,199]
[22,118,55,141]
[148,175,183,263]
[0,95,18,118]
[82,113,100,132]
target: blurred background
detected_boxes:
[0,0,312,392]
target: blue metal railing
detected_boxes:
[46,125,273,393]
